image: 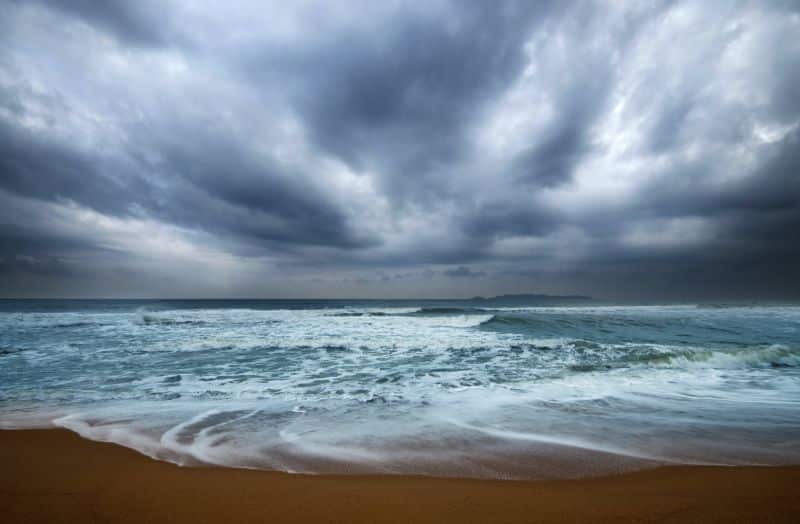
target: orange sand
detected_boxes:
[2,429,799,523]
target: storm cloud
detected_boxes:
[1,0,798,299]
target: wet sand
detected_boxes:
[2,429,799,523]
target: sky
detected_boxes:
[1,0,799,300]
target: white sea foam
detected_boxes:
[2,301,799,478]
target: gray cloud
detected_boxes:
[0,118,151,215]
[1,0,799,299]
[443,266,487,278]
[19,0,168,45]
[272,1,556,206]
[0,91,371,251]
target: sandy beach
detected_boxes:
[1,429,798,523]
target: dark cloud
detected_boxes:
[644,95,695,153]
[275,1,555,205]
[20,0,167,45]
[0,254,77,278]
[513,116,589,187]
[0,119,151,216]
[0,109,371,251]
[513,40,616,185]
[0,223,99,257]
[443,266,487,278]
[0,0,798,299]
[461,205,559,241]
[147,130,377,249]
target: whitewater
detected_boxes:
[1,299,799,479]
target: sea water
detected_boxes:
[1,299,799,479]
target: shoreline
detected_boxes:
[3,429,800,523]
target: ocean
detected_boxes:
[1,299,799,479]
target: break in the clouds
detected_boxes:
[1,0,799,299]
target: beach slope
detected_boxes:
[2,429,799,523]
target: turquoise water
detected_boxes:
[1,300,799,478]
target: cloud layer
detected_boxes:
[1,0,799,299]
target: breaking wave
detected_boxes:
[2,300,800,479]
[140,314,206,326]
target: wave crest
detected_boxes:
[140,314,205,326]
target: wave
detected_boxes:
[0,346,24,356]
[478,314,534,327]
[327,312,389,317]
[562,343,800,372]
[328,307,491,317]
[409,307,491,316]
[481,314,515,326]
[53,321,107,328]
[140,314,206,326]
[662,344,800,369]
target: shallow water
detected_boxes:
[1,299,799,479]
